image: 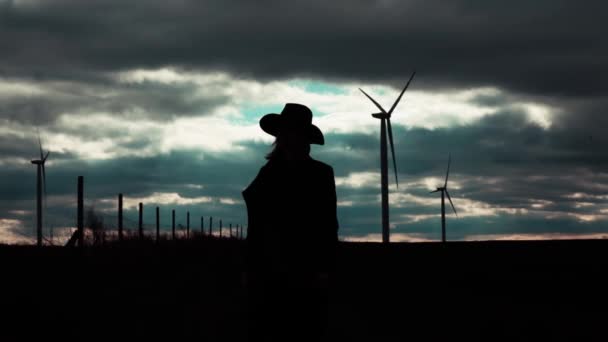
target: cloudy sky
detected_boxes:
[1,0,607,244]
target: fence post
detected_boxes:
[172,209,176,240]
[138,202,143,240]
[229,223,232,238]
[187,211,190,239]
[209,216,213,236]
[118,194,123,241]
[77,176,84,248]
[156,207,160,242]
[219,219,223,238]
[201,216,204,236]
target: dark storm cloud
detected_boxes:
[0,75,230,125]
[0,0,606,97]
[315,108,608,233]
[0,142,268,208]
[320,109,606,180]
[0,130,42,158]
[0,145,263,237]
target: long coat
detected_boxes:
[243,156,339,273]
[243,156,339,340]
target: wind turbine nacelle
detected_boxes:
[372,113,389,119]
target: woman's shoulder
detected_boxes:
[308,158,334,176]
[243,162,273,195]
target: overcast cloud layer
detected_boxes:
[0,0,606,244]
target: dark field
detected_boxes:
[2,239,607,341]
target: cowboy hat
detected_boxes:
[259,103,324,145]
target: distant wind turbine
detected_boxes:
[31,132,50,247]
[430,154,457,243]
[359,71,416,243]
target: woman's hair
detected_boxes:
[265,133,310,160]
[265,139,279,160]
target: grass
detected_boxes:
[1,239,607,341]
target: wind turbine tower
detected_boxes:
[359,71,415,243]
[430,154,458,242]
[31,134,50,247]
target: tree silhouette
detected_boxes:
[86,206,105,246]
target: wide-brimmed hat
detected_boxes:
[259,103,324,145]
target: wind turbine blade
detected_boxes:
[37,130,43,160]
[43,151,50,162]
[388,71,416,116]
[445,189,457,217]
[444,153,451,188]
[387,118,398,188]
[430,189,440,193]
[359,88,388,114]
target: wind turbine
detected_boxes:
[359,71,416,243]
[31,132,50,247]
[430,154,457,243]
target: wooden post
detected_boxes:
[209,216,213,236]
[229,223,232,238]
[118,193,123,241]
[138,202,143,240]
[201,216,204,235]
[187,211,190,239]
[219,219,222,238]
[77,176,84,247]
[172,209,176,240]
[156,206,160,242]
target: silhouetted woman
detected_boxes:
[243,103,339,341]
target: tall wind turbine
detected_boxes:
[359,71,415,243]
[31,133,50,247]
[430,154,457,243]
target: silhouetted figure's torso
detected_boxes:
[243,156,338,341]
[244,156,338,272]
